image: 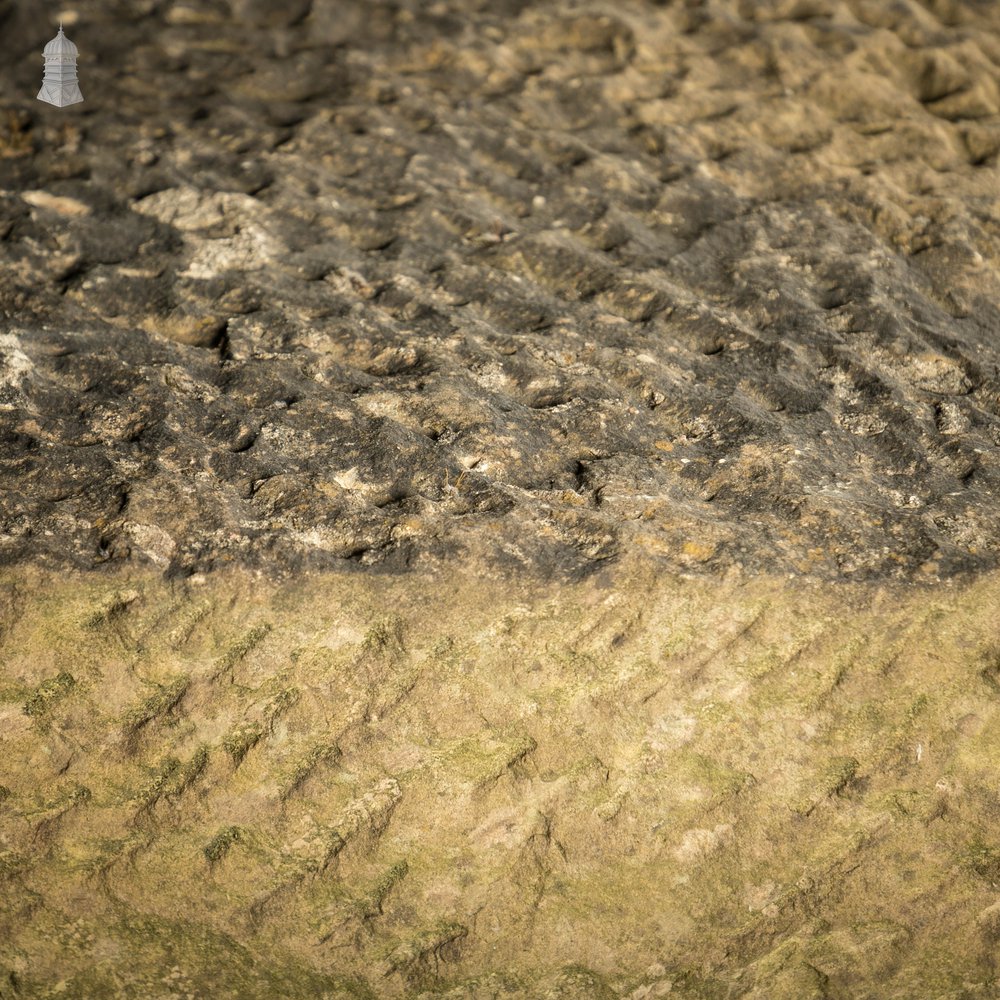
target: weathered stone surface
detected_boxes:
[0,0,999,582]
[6,2,1000,990]
[0,563,998,998]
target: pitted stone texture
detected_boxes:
[2,0,1000,581]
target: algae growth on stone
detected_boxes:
[1,563,1000,996]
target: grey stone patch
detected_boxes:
[2,0,1000,582]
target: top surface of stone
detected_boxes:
[2,0,1000,583]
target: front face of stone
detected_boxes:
[2,563,1000,998]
